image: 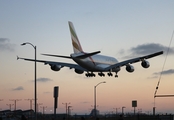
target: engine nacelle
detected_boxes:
[141,60,150,68]
[74,69,84,74]
[50,65,61,71]
[126,64,134,72]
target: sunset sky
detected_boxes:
[1,0,174,115]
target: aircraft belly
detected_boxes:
[73,58,111,72]
[80,61,97,71]
[80,63,109,72]
[74,60,100,71]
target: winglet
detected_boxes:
[17,56,20,60]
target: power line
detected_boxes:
[153,30,174,115]
[155,95,174,97]
[154,30,174,98]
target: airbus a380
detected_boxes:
[18,21,163,78]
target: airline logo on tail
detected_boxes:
[69,21,83,53]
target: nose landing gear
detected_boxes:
[115,72,118,77]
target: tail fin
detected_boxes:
[68,21,83,53]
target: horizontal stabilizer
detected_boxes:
[41,54,72,59]
[75,51,101,59]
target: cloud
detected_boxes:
[121,43,174,58]
[153,69,174,76]
[147,75,159,79]
[36,77,53,82]
[12,86,24,91]
[131,43,174,54]
[0,38,9,43]
[0,38,15,52]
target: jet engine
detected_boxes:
[50,65,62,71]
[126,64,134,72]
[74,69,84,74]
[141,60,150,68]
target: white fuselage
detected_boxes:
[71,53,119,72]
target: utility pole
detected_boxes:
[10,99,21,110]
[62,103,70,117]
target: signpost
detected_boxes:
[132,100,137,116]
[54,86,59,120]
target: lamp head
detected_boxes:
[21,43,26,46]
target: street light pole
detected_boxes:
[25,99,34,110]
[6,104,14,111]
[10,99,21,111]
[122,106,125,115]
[62,102,71,118]
[94,81,106,119]
[113,108,120,115]
[21,42,37,120]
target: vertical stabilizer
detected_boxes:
[68,21,83,53]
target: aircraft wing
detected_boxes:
[17,57,87,71]
[105,51,163,71]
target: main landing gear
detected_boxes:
[107,72,118,77]
[98,72,105,77]
[115,74,118,77]
[107,72,113,76]
[85,72,118,77]
[85,72,96,77]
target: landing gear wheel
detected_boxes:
[107,72,113,77]
[115,74,118,77]
[85,73,89,77]
[85,72,95,77]
[98,72,105,77]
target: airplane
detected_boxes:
[17,21,163,78]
